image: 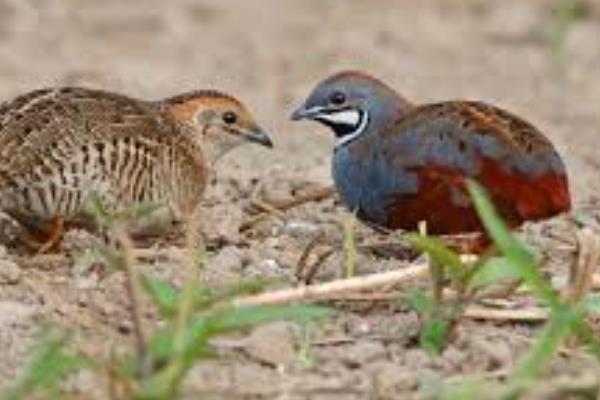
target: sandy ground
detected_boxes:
[0,0,599,399]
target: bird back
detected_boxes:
[0,87,207,225]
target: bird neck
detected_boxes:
[370,89,413,126]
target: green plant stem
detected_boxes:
[167,216,204,395]
[114,227,149,375]
[343,213,357,278]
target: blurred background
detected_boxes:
[0,0,598,202]
[1,1,600,397]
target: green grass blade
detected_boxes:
[207,305,330,333]
[469,256,521,289]
[403,289,436,315]
[502,305,584,399]
[465,180,559,308]
[584,294,600,313]
[405,233,465,280]
[343,213,357,278]
[142,305,329,399]
[140,273,272,319]
[140,274,181,318]
[3,328,90,400]
[420,318,450,356]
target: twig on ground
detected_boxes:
[302,248,335,285]
[236,261,555,322]
[295,231,326,282]
[462,305,550,322]
[234,263,429,307]
[564,228,600,303]
[265,186,336,210]
[564,228,600,348]
[240,186,336,232]
[238,213,271,232]
[249,200,286,219]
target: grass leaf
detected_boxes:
[584,294,600,314]
[143,304,329,399]
[3,328,90,400]
[403,289,436,315]
[206,305,330,333]
[343,213,357,278]
[405,233,466,280]
[469,256,521,289]
[140,274,183,318]
[420,319,450,356]
[502,305,584,399]
[465,180,559,308]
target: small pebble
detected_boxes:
[0,258,22,284]
[243,322,296,367]
[281,220,320,238]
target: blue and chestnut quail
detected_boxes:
[291,71,570,251]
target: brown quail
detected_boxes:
[0,87,273,252]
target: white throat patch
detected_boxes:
[316,109,361,126]
[333,110,369,149]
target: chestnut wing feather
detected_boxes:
[378,101,570,233]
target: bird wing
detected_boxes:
[0,87,207,221]
[0,87,172,178]
[379,100,570,230]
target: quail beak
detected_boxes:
[290,105,325,121]
[244,126,274,148]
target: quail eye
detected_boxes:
[329,92,346,106]
[222,111,238,125]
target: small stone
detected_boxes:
[245,258,290,280]
[0,258,21,284]
[280,220,320,238]
[229,363,280,396]
[243,321,296,367]
[370,361,417,394]
[0,301,37,325]
[470,336,513,368]
[203,245,244,285]
[208,246,244,271]
[65,370,97,394]
[117,319,133,334]
[418,368,444,394]
[74,274,99,290]
[441,346,468,371]
[340,341,387,368]
[201,204,243,244]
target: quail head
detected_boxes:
[291,71,570,249]
[160,90,272,163]
[0,87,272,252]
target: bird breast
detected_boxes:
[332,140,419,226]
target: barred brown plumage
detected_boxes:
[0,86,273,252]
